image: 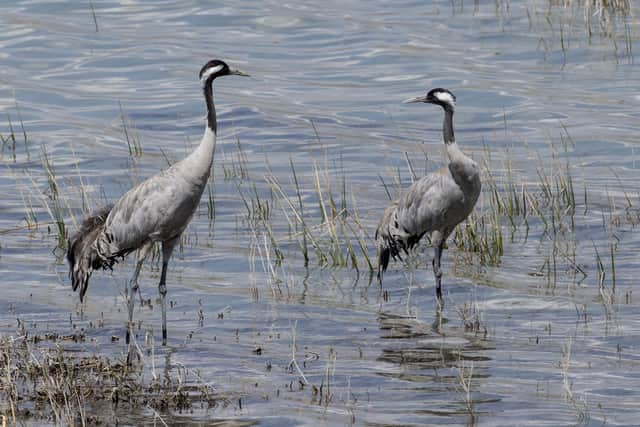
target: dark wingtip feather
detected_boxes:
[377,244,390,285]
[376,199,427,286]
[67,205,113,301]
[376,204,397,287]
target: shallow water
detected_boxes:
[1,0,639,425]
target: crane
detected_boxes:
[67,59,248,346]
[376,88,481,304]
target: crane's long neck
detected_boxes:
[442,106,469,165]
[440,105,479,190]
[181,79,217,185]
[204,78,217,134]
[197,79,217,173]
[442,106,455,145]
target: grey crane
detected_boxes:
[376,88,481,304]
[67,59,248,346]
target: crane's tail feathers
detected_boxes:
[67,205,115,302]
[377,243,390,284]
[375,203,404,285]
[376,203,427,285]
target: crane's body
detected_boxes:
[96,130,214,258]
[67,60,247,346]
[376,88,480,303]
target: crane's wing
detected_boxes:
[395,167,464,237]
[97,165,206,258]
[376,167,465,281]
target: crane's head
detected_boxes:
[199,59,249,88]
[404,88,456,111]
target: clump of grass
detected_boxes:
[453,130,585,274]
[560,337,591,423]
[237,181,272,224]
[528,0,634,64]
[560,337,573,401]
[18,184,38,230]
[581,0,632,37]
[37,146,71,249]
[290,157,309,266]
[266,158,373,272]
[286,320,309,386]
[0,334,230,424]
[454,210,504,266]
[0,103,29,162]
[594,241,617,321]
[317,347,337,408]
[455,359,476,422]
[248,219,287,298]
[119,102,143,157]
[221,137,250,181]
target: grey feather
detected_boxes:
[67,204,117,302]
[95,160,210,261]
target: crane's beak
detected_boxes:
[230,68,250,77]
[403,95,429,104]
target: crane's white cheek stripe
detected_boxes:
[435,92,455,104]
[200,65,224,85]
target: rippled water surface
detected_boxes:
[1,0,640,425]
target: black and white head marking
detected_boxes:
[427,88,456,109]
[199,59,230,87]
[403,87,456,110]
[199,59,249,88]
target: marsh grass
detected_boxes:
[0,334,230,425]
[530,0,636,63]
[221,137,250,181]
[559,336,591,423]
[0,102,29,162]
[34,146,72,249]
[119,102,143,157]
[264,158,373,272]
[220,119,637,314]
[456,359,476,421]
[594,241,617,320]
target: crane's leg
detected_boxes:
[432,242,444,304]
[126,241,153,345]
[159,236,179,346]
